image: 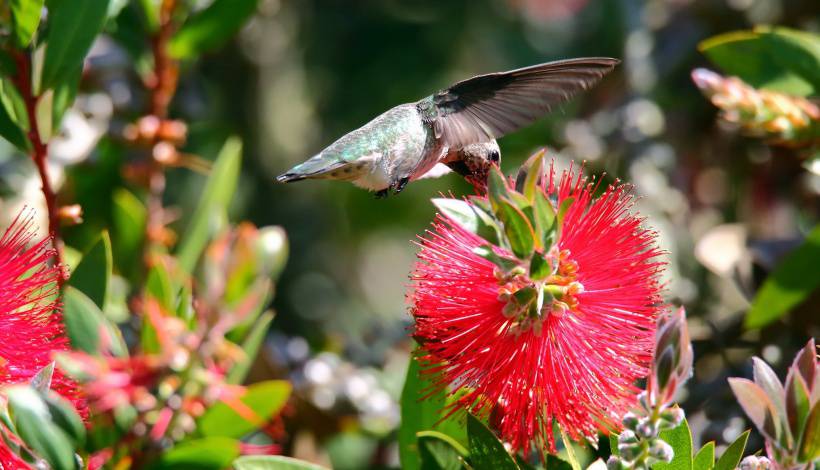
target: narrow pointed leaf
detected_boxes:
[714,430,748,470]
[728,378,780,441]
[467,414,519,470]
[169,0,259,59]
[433,199,500,245]
[400,353,468,470]
[227,311,274,385]
[177,137,242,272]
[798,402,820,462]
[418,431,467,470]
[529,254,550,281]
[30,362,54,393]
[487,166,510,211]
[10,0,44,47]
[785,370,811,445]
[157,437,240,470]
[745,224,820,328]
[68,231,113,309]
[693,442,715,470]
[792,338,816,389]
[497,198,535,259]
[233,455,329,470]
[62,286,127,356]
[7,386,78,470]
[752,357,787,434]
[197,380,290,439]
[522,150,546,201]
[41,0,111,91]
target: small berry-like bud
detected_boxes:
[607,456,626,470]
[618,442,643,462]
[618,430,639,444]
[739,456,760,470]
[622,412,640,430]
[648,439,673,462]
[57,204,83,225]
[636,418,658,439]
[659,407,684,429]
[757,457,771,470]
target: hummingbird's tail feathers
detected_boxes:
[276,172,308,183]
[275,153,351,183]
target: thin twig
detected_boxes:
[11,50,64,279]
[143,0,179,266]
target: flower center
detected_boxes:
[496,249,584,336]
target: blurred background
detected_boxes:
[1,0,819,468]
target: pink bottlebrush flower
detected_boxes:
[0,211,86,464]
[409,161,665,455]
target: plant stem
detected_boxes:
[144,0,179,265]
[11,50,64,278]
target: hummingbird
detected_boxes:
[276,58,619,197]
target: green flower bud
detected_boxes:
[622,412,640,431]
[607,456,627,470]
[648,439,673,462]
[618,430,639,444]
[659,407,684,429]
[618,442,644,462]
[636,418,658,439]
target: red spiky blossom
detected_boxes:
[0,211,86,466]
[409,163,665,455]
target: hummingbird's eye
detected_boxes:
[489,150,500,163]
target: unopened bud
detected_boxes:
[622,412,640,431]
[157,119,187,145]
[153,141,179,165]
[618,442,643,462]
[648,439,673,462]
[58,204,83,225]
[659,407,684,429]
[607,456,627,470]
[739,456,760,470]
[636,418,658,439]
[618,430,639,444]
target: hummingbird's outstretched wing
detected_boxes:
[422,58,619,149]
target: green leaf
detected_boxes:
[473,245,520,272]
[1,78,30,132]
[169,0,259,59]
[62,286,127,356]
[233,455,329,470]
[466,414,519,470]
[558,426,581,470]
[68,231,112,309]
[0,92,29,151]
[693,442,715,470]
[30,362,54,393]
[745,224,820,328]
[153,437,240,470]
[487,166,511,211]
[799,402,820,462]
[41,0,111,91]
[7,386,78,470]
[785,370,811,446]
[227,311,274,385]
[699,27,820,96]
[529,254,550,281]
[418,431,467,470]
[197,380,291,438]
[533,190,556,247]
[654,418,692,470]
[714,430,748,470]
[400,353,468,470]
[43,392,86,448]
[112,187,147,276]
[521,150,546,201]
[177,136,242,273]
[432,198,500,245]
[10,0,45,47]
[497,199,536,259]
[51,64,81,129]
[145,263,174,311]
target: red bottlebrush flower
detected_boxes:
[409,160,665,455]
[0,211,86,464]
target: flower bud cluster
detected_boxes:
[738,455,772,470]
[608,308,692,470]
[691,68,820,147]
[607,392,684,470]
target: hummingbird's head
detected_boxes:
[461,141,501,191]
